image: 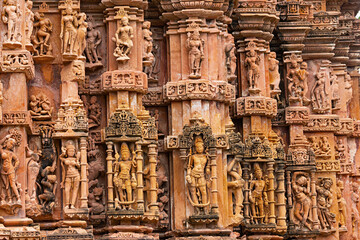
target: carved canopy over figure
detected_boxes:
[60,141,80,209]
[316,178,335,231]
[311,71,329,112]
[32,12,53,57]
[249,163,268,224]
[227,156,244,222]
[0,134,21,205]
[292,172,313,230]
[245,42,261,90]
[85,21,102,65]
[1,0,21,44]
[186,29,204,79]
[112,16,133,62]
[113,142,137,210]
[186,135,210,214]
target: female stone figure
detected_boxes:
[186,135,210,214]
[227,157,244,222]
[25,0,34,45]
[142,21,154,66]
[245,47,260,89]
[113,142,137,209]
[60,6,78,55]
[249,163,268,224]
[60,141,80,209]
[33,12,53,56]
[336,180,347,230]
[112,16,133,61]
[311,71,329,111]
[351,182,360,239]
[75,13,87,57]
[0,135,20,204]
[292,173,312,230]
[269,52,280,91]
[1,0,20,44]
[316,178,335,231]
[186,30,204,78]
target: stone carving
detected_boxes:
[345,73,353,105]
[186,29,204,79]
[308,136,331,159]
[311,71,330,113]
[25,0,34,47]
[329,70,339,110]
[351,181,360,239]
[245,41,260,90]
[336,180,347,231]
[292,172,313,230]
[287,56,309,104]
[186,135,210,214]
[25,145,41,217]
[113,142,137,210]
[0,130,22,213]
[156,158,169,227]
[60,141,81,209]
[74,13,87,58]
[29,94,53,120]
[142,21,154,67]
[113,16,133,63]
[1,0,21,47]
[60,4,78,58]
[145,42,160,82]
[249,163,268,224]
[316,178,335,232]
[227,157,244,223]
[85,20,102,70]
[225,34,237,81]
[32,12,54,61]
[83,95,101,129]
[269,52,281,95]
[0,50,35,79]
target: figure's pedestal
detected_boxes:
[0,217,41,240]
[101,225,157,240]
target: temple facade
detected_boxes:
[0,0,359,239]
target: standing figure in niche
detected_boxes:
[113,143,137,209]
[88,96,101,128]
[24,0,34,45]
[142,21,154,65]
[113,16,133,61]
[249,163,268,224]
[298,62,309,101]
[85,21,102,64]
[336,180,347,229]
[186,135,210,214]
[0,135,20,204]
[75,13,87,57]
[329,70,339,108]
[316,178,335,230]
[351,182,360,239]
[292,173,312,230]
[60,6,78,55]
[33,12,53,56]
[25,145,41,204]
[245,47,261,89]
[227,157,244,222]
[312,71,329,111]
[186,29,204,78]
[269,52,280,91]
[60,141,80,209]
[1,0,20,43]
[224,35,236,80]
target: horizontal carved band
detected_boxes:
[304,115,340,132]
[316,160,340,172]
[285,107,309,125]
[164,80,235,103]
[102,70,148,93]
[336,118,354,136]
[0,50,34,80]
[236,96,277,117]
[2,111,31,126]
[143,86,165,106]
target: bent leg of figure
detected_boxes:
[71,176,80,208]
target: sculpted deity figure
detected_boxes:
[292,173,312,230]
[38,166,56,213]
[25,145,41,204]
[269,52,280,91]
[142,21,154,66]
[85,21,102,65]
[25,0,34,46]
[227,157,244,222]
[336,180,347,230]
[186,135,210,214]
[186,29,204,79]
[345,73,353,104]
[249,163,268,224]
[88,96,101,129]
[0,135,21,204]
[113,16,133,62]
[32,12,53,57]
[113,143,137,209]
[60,5,78,56]
[29,94,52,118]
[329,70,339,109]
[224,35,237,81]
[60,141,80,209]
[316,178,335,231]
[74,13,87,57]
[287,60,309,104]
[311,71,329,112]
[351,182,360,239]
[245,45,260,89]
[1,0,21,44]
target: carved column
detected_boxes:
[106,141,115,209]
